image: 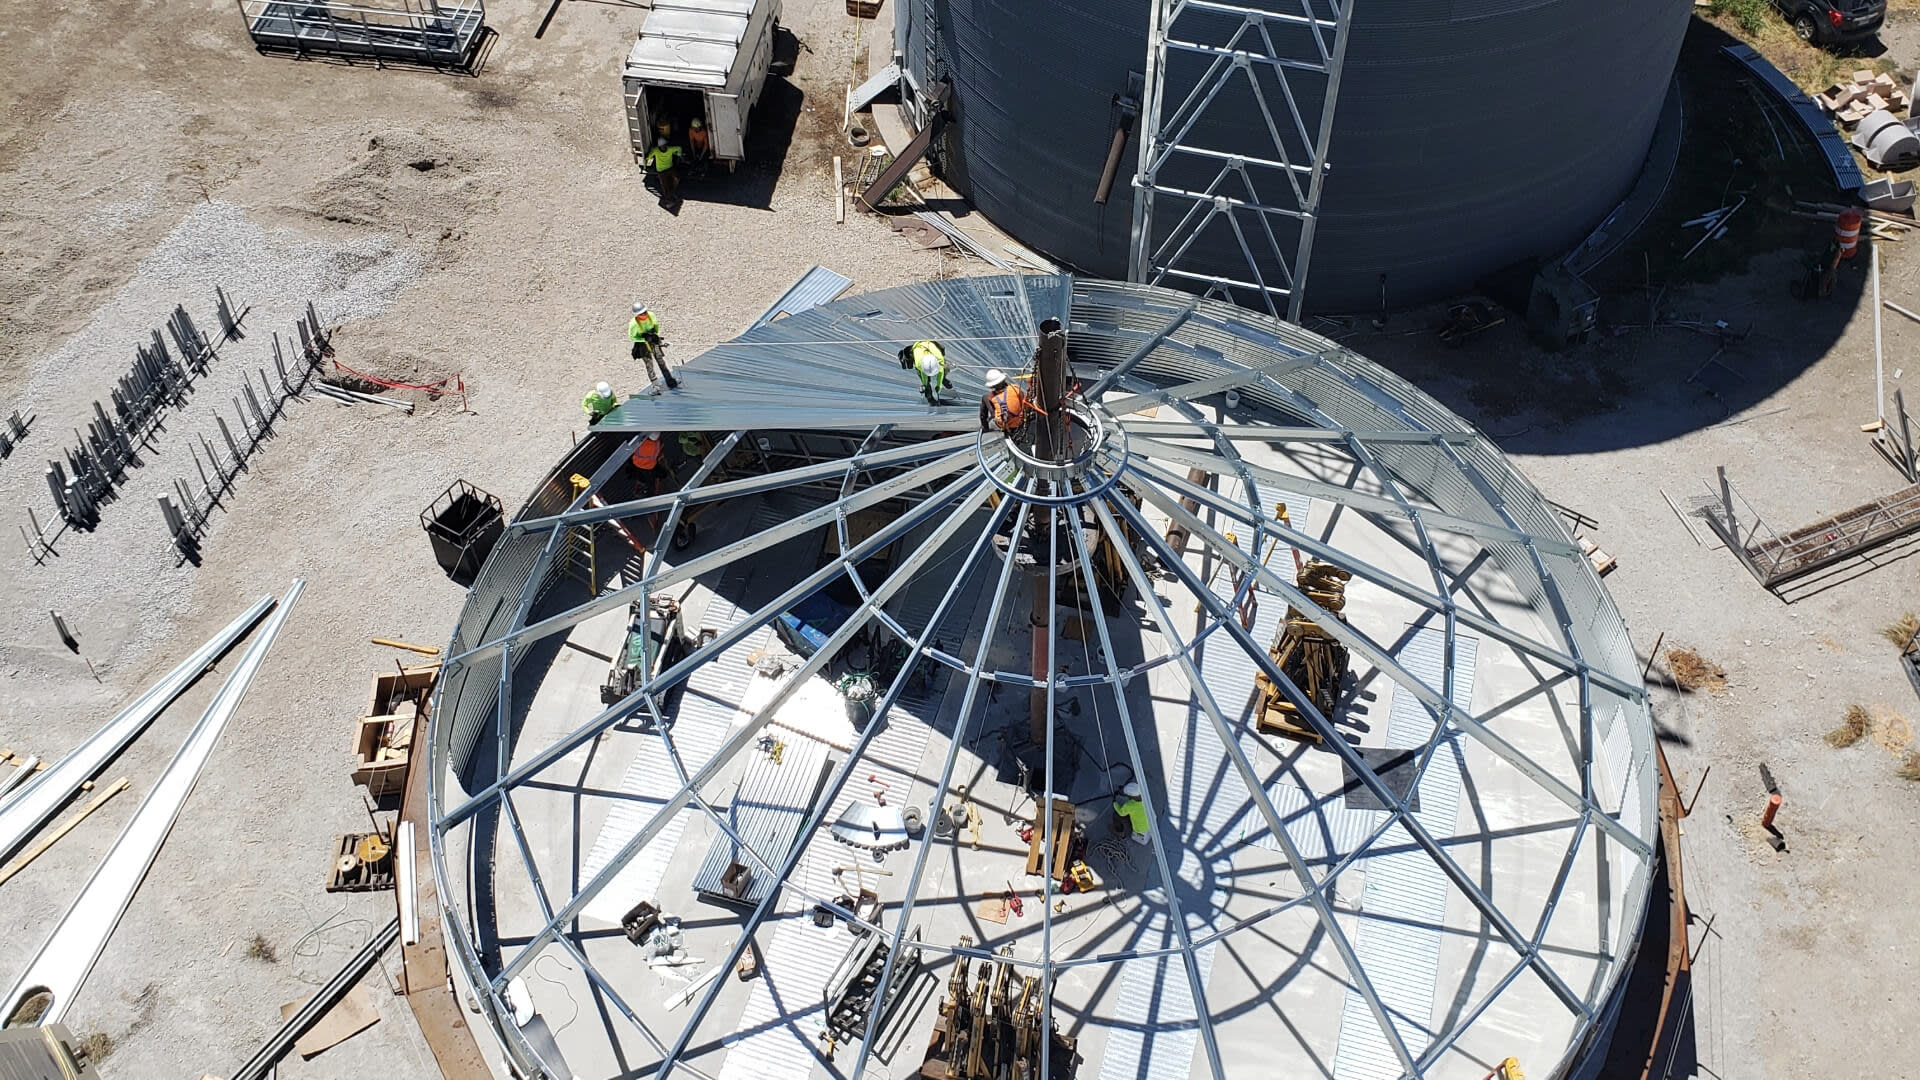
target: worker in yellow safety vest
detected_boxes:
[979,368,1033,434]
[629,301,678,390]
[648,138,684,205]
[1113,782,1150,846]
[583,381,618,425]
[897,339,951,405]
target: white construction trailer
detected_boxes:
[622,0,781,172]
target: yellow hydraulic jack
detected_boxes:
[1479,1058,1524,1080]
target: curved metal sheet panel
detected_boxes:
[900,0,1692,311]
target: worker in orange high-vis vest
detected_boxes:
[631,431,664,472]
[979,368,1032,433]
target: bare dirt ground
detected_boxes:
[0,0,945,1076]
[4,1,1919,1079]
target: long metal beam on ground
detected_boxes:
[230,917,401,1080]
[0,581,303,1025]
[0,595,275,860]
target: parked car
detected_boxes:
[1771,0,1886,44]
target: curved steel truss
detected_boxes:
[427,276,1657,1080]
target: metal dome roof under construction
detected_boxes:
[427,275,1658,1080]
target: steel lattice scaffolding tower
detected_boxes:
[1128,0,1355,323]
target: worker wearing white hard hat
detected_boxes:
[980,368,1032,435]
[628,301,678,390]
[1114,781,1150,846]
[583,381,618,425]
[647,136,684,205]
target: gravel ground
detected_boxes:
[0,0,950,1076]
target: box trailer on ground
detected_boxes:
[622,0,780,172]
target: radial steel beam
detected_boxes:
[649,476,1018,1080]
[649,449,972,592]
[1081,301,1199,399]
[845,492,1036,1080]
[447,451,981,675]
[2,580,303,1025]
[1127,477,1650,862]
[1126,434,1582,558]
[1080,501,1421,1075]
[507,433,976,538]
[1119,418,1480,445]
[1107,495,1594,1016]
[1101,354,1326,417]
[0,595,274,859]
[488,477,999,990]
[440,467,990,828]
[1125,456,1641,699]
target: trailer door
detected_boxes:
[707,93,745,160]
[622,78,652,157]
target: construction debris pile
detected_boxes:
[1819,69,1912,126]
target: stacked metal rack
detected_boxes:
[238,0,487,69]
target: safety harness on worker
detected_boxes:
[987,379,1032,430]
[631,433,663,471]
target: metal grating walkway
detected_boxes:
[692,736,831,904]
[717,639,949,1080]
[1330,626,1479,1080]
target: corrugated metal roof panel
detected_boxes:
[748,266,854,330]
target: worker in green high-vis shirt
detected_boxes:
[629,301,678,390]
[1113,781,1150,846]
[582,381,618,425]
[648,137,684,206]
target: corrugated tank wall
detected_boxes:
[900,0,1693,313]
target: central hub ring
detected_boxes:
[979,398,1128,506]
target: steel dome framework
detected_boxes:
[427,275,1657,1080]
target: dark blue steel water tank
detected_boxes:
[899,0,1692,312]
